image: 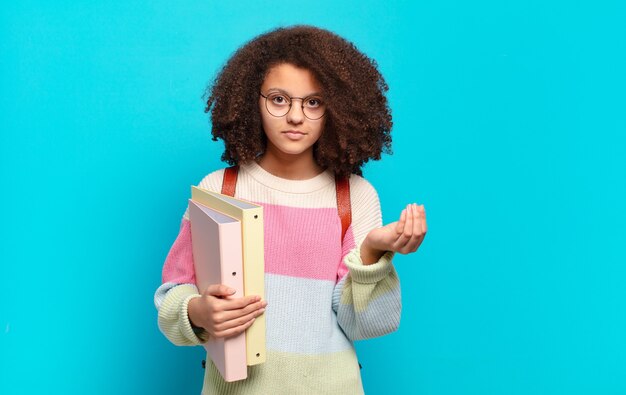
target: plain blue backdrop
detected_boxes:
[1,1,625,394]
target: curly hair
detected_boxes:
[204,25,392,177]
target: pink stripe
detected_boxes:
[162,219,196,284]
[162,206,358,285]
[263,203,351,281]
[336,226,355,282]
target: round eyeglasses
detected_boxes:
[260,92,326,120]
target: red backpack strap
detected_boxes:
[221,166,239,197]
[335,175,352,242]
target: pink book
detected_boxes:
[188,200,247,382]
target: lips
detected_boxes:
[282,130,307,140]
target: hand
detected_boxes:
[361,203,427,263]
[188,284,267,339]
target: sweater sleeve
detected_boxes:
[154,170,225,346]
[154,219,208,346]
[332,177,402,341]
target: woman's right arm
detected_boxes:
[154,218,206,346]
[155,171,267,346]
[155,217,266,345]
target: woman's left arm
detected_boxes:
[332,178,427,341]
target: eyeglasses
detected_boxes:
[260,91,326,120]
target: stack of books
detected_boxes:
[188,186,266,382]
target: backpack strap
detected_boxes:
[221,166,239,196]
[220,165,352,241]
[335,175,352,242]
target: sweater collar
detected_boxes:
[241,161,334,194]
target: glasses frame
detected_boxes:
[260,92,326,120]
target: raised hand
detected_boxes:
[361,203,427,264]
[188,284,267,339]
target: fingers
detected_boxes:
[204,285,261,310]
[213,316,257,339]
[198,285,268,339]
[391,204,413,251]
[410,204,427,252]
[420,205,428,235]
[403,204,414,240]
[220,294,262,310]
[215,298,267,323]
[412,205,421,236]
[209,293,266,324]
[205,284,236,297]
[393,203,427,254]
[396,207,407,234]
[213,302,266,333]
[204,284,261,310]
[210,299,267,338]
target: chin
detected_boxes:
[280,148,312,156]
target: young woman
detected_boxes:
[155,25,427,394]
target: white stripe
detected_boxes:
[264,274,353,354]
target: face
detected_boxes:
[259,63,325,160]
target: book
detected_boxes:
[188,200,247,382]
[191,186,266,366]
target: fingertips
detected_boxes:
[244,296,267,311]
[241,295,261,305]
[250,299,267,312]
[252,297,268,310]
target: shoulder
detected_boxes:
[346,174,383,242]
[197,167,228,192]
[348,174,380,207]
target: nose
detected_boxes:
[286,99,305,124]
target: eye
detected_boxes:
[269,94,289,106]
[304,97,323,108]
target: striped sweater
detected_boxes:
[154,161,401,394]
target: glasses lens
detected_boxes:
[302,96,325,120]
[265,93,290,117]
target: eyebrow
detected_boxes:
[265,88,323,97]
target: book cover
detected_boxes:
[189,200,247,382]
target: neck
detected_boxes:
[257,148,324,180]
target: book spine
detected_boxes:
[242,208,266,365]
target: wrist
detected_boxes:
[360,236,386,265]
[187,296,202,329]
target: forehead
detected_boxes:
[262,63,322,94]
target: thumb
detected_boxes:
[205,284,236,297]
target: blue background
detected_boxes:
[1,1,625,394]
